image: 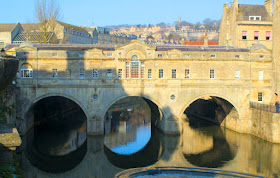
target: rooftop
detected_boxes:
[0,23,19,32]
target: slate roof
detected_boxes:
[238,4,270,21]
[0,23,18,32]
[21,23,41,31]
[56,21,89,33]
[156,46,249,52]
[4,43,249,52]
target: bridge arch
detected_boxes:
[102,94,165,122]
[29,93,89,119]
[179,93,240,126]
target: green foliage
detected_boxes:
[0,152,23,178]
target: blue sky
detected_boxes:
[1,0,266,27]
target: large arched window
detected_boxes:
[21,63,33,78]
[131,55,139,78]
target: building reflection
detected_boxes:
[104,97,151,155]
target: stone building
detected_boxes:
[86,27,134,45]
[0,23,23,47]
[12,39,278,142]
[219,0,273,49]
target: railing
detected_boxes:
[250,101,278,113]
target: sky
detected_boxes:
[0,0,266,27]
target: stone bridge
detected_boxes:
[11,41,274,137]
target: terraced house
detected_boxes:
[219,0,273,49]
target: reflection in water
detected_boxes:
[103,97,163,169]
[181,122,236,168]
[104,97,152,155]
[20,96,88,173]
[17,97,280,177]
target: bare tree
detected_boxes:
[34,0,61,43]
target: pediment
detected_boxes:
[116,40,156,59]
[250,48,271,54]
[116,40,156,51]
[167,49,182,54]
[16,46,37,52]
[87,48,103,53]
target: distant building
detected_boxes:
[0,23,22,47]
[86,26,135,46]
[219,0,273,49]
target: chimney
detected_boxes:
[265,0,273,17]
[204,33,208,47]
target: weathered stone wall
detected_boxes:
[250,108,280,143]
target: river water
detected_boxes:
[17,98,280,177]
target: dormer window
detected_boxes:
[249,16,261,21]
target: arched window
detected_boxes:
[21,63,33,78]
[131,55,139,78]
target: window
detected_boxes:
[185,54,190,58]
[93,69,98,79]
[235,55,240,59]
[235,70,240,79]
[131,55,139,78]
[260,55,264,59]
[80,69,85,79]
[249,16,261,21]
[52,53,57,57]
[249,16,255,20]
[107,69,112,79]
[158,54,163,58]
[107,53,112,57]
[141,61,144,78]
[185,69,190,79]
[159,69,164,78]
[0,41,4,44]
[258,92,263,102]
[118,69,122,79]
[266,31,271,40]
[172,69,176,79]
[254,31,259,40]
[125,62,129,78]
[210,54,216,58]
[210,69,215,79]
[148,69,152,79]
[52,69,58,78]
[20,63,33,78]
[255,16,261,21]
[242,31,247,39]
[21,70,32,78]
[259,71,263,80]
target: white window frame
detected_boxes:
[21,69,33,78]
[148,69,152,79]
[93,69,98,79]
[107,69,112,79]
[159,69,164,79]
[185,69,190,79]
[258,71,263,81]
[172,69,176,79]
[258,92,263,102]
[118,69,122,79]
[210,69,215,79]
[80,69,85,79]
[235,70,240,80]
[185,54,190,58]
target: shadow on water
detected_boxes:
[182,126,236,168]
[182,97,238,168]
[21,96,87,173]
